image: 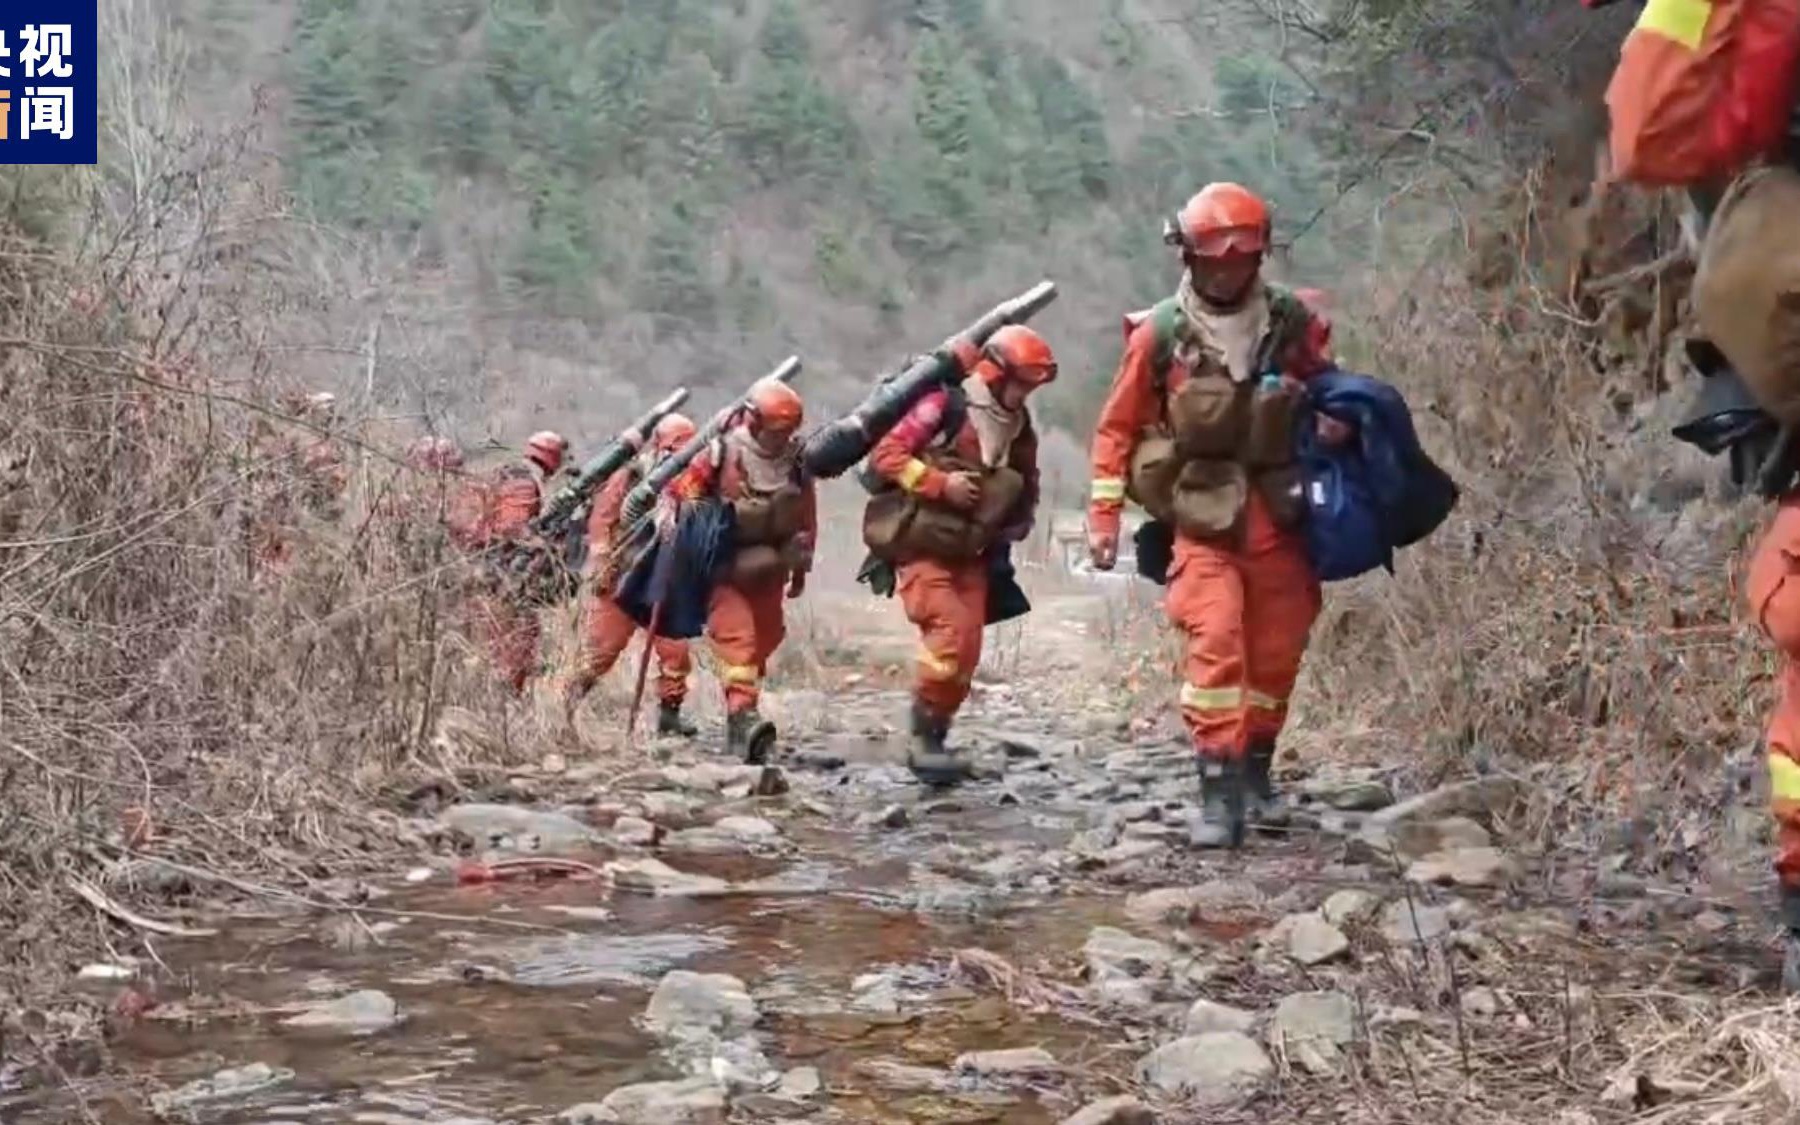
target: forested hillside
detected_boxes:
[168,0,1347,451]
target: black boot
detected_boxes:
[1188,755,1247,850]
[1782,884,1800,994]
[656,702,698,738]
[725,709,777,765]
[1246,738,1290,829]
[906,703,965,788]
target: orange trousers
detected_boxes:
[574,595,692,706]
[898,558,989,719]
[707,576,787,715]
[1747,500,1800,889]
[1165,496,1321,762]
[466,592,542,696]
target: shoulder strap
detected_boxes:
[1257,283,1308,377]
[1149,297,1183,396]
[937,382,970,447]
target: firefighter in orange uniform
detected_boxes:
[562,413,700,736]
[448,430,568,696]
[865,326,1056,785]
[1087,182,1344,848]
[669,380,815,762]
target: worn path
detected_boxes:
[7,575,1779,1124]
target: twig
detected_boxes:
[67,876,219,938]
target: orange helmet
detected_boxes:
[747,378,803,434]
[525,430,568,474]
[1170,182,1271,258]
[984,325,1058,388]
[651,412,697,454]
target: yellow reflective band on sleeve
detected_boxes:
[1179,683,1243,712]
[1772,753,1800,803]
[719,662,760,685]
[1638,0,1711,50]
[916,647,959,681]
[898,459,931,493]
[1091,477,1126,502]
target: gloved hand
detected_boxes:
[1089,529,1118,571]
[787,570,807,599]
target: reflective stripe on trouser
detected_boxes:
[707,577,788,715]
[576,595,692,706]
[465,592,542,696]
[1166,495,1320,761]
[1091,477,1126,503]
[898,558,989,718]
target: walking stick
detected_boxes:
[626,506,679,745]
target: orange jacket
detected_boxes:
[448,462,543,552]
[1088,300,1328,540]
[869,379,1040,536]
[671,430,817,574]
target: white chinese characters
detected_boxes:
[19,87,71,141]
[18,25,72,79]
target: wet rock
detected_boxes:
[1300,775,1396,811]
[1380,899,1453,945]
[712,815,781,840]
[1271,990,1357,1075]
[280,989,399,1036]
[655,764,787,797]
[439,804,601,852]
[1185,999,1257,1035]
[562,1077,727,1124]
[1267,913,1350,966]
[645,971,759,1041]
[1124,886,1205,926]
[662,828,758,855]
[853,1058,955,1093]
[1350,815,1492,866]
[1407,846,1519,888]
[849,973,901,1014]
[954,1047,1059,1077]
[607,859,730,897]
[638,793,701,824]
[1060,1096,1155,1125]
[733,1092,818,1118]
[1321,889,1382,927]
[905,879,994,916]
[610,816,661,847]
[859,804,910,830]
[1083,927,1173,980]
[1092,976,1157,1011]
[789,749,847,771]
[1138,1032,1272,1103]
[150,1062,294,1114]
[778,1067,823,1099]
[1368,777,1527,833]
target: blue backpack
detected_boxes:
[1296,430,1392,582]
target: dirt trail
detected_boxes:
[3,575,1782,1124]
